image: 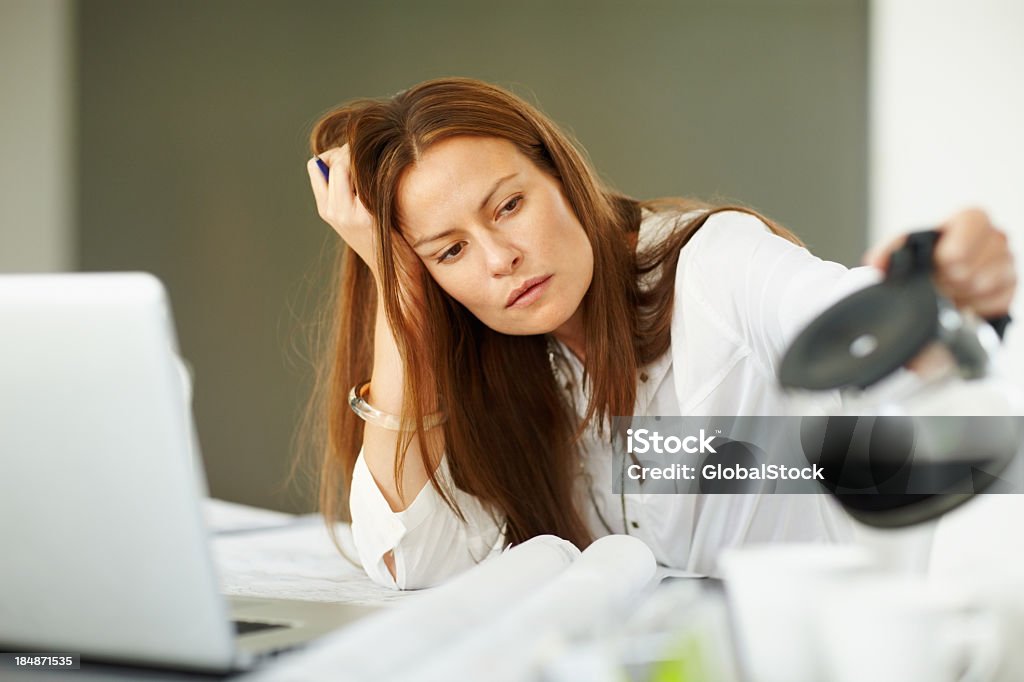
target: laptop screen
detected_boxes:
[0,272,238,671]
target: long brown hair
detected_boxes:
[299,77,802,555]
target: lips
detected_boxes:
[506,275,552,308]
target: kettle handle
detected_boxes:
[885,229,1012,340]
[885,229,941,279]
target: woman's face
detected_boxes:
[398,136,594,336]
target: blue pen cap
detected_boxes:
[315,157,330,181]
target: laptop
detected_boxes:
[0,272,377,674]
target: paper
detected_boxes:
[202,497,299,534]
[240,534,582,681]
[654,565,708,582]
[212,519,416,606]
[399,534,658,682]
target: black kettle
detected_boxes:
[779,230,1022,527]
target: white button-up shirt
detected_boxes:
[349,209,887,589]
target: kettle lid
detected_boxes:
[779,231,942,391]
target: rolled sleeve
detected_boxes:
[349,450,507,590]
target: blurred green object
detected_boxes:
[649,630,708,682]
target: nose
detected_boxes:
[482,235,522,276]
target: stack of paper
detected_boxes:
[202,498,299,534]
[240,534,657,681]
[204,498,411,604]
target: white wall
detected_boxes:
[0,0,73,272]
[870,0,1024,583]
[870,0,1024,377]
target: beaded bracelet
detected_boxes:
[348,380,447,432]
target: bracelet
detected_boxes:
[348,380,447,432]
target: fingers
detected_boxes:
[935,226,1003,291]
[933,207,991,282]
[316,145,357,218]
[957,269,1016,317]
[932,209,1016,316]
[305,157,328,210]
[314,156,330,182]
[862,207,1017,318]
[861,233,906,269]
[304,145,379,277]
[937,242,1016,316]
[306,145,371,232]
[861,209,994,272]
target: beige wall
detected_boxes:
[0,0,73,272]
[73,0,868,512]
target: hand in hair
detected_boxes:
[307,144,378,279]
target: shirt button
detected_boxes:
[639,372,649,383]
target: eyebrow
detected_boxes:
[410,172,519,250]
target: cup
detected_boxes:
[930,569,1024,682]
[719,543,877,682]
[850,518,937,574]
[818,576,1001,682]
[931,496,1024,681]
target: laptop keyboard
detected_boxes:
[233,619,289,635]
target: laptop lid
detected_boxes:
[0,272,239,672]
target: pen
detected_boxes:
[315,156,330,181]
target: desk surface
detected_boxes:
[3,502,409,680]
[4,578,730,682]
[5,501,737,681]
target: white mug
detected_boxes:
[945,571,1024,682]
[818,576,1001,682]
[719,543,877,682]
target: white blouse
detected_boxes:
[348,209,888,590]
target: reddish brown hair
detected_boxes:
[299,77,801,556]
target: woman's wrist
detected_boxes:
[349,380,446,432]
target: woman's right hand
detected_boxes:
[307,145,378,278]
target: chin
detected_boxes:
[485,321,548,336]
[486,311,574,337]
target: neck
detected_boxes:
[552,307,586,363]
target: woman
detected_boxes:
[303,77,1016,590]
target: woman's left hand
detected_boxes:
[862,207,1017,318]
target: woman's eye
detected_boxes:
[500,195,522,215]
[437,242,464,263]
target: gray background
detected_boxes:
[8,0,868,512]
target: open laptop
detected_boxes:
[0,272,377,674]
